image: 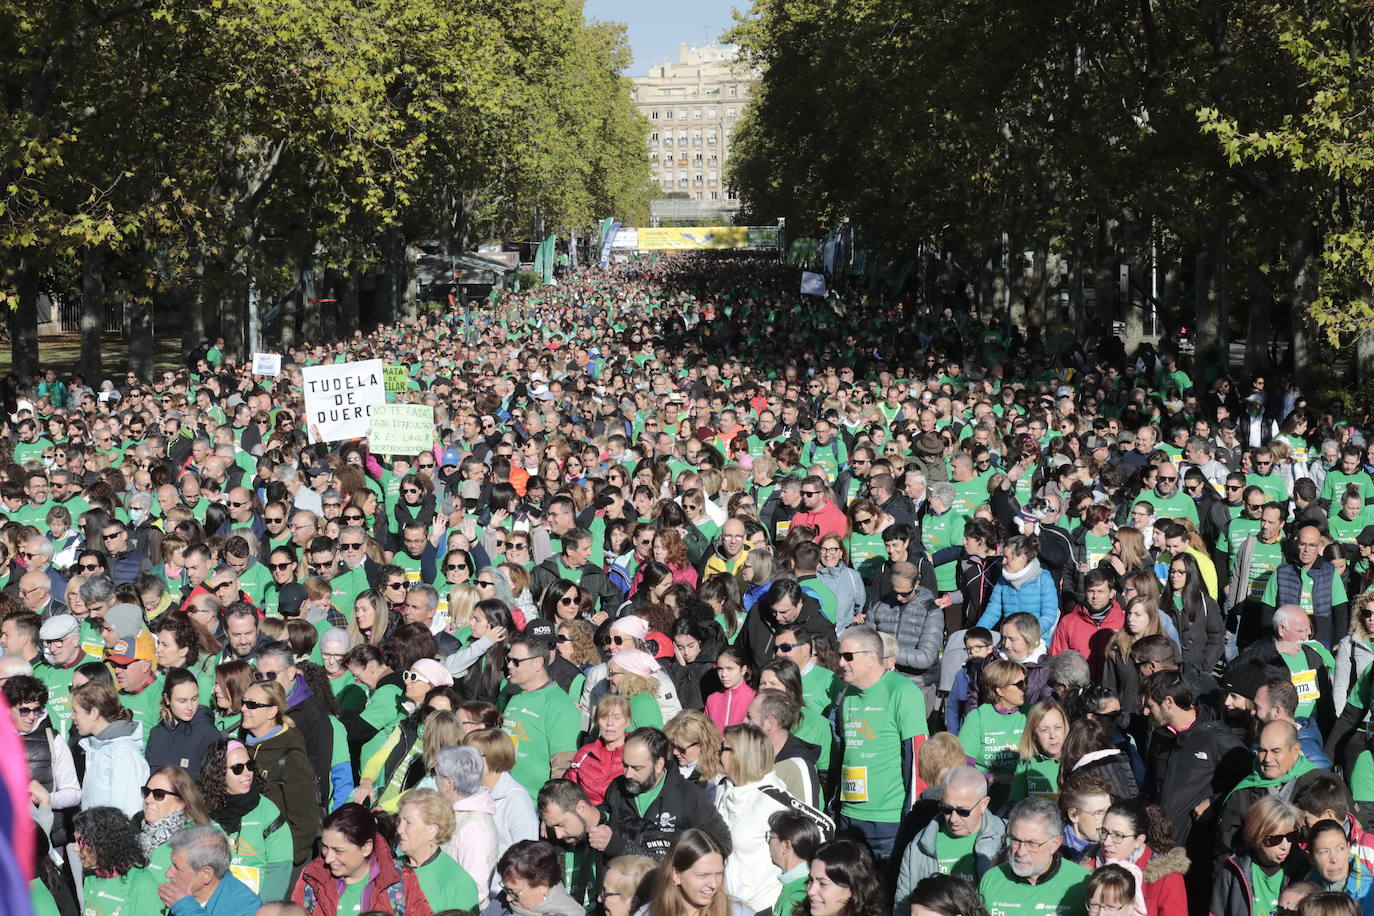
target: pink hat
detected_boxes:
[611,648,661,678]
[409,658,454,688]
[609,616,649,641]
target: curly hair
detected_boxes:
[297,660,341,716]
[74,806,148,876]
[196,738,268,814]
[557,619,600,667]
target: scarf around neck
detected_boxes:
[138,809,189,856]
[214,787,261,835]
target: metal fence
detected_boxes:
[55,299,124,334]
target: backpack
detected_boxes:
[606,560,633,597]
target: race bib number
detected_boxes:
[405,569,422,582]
[841,766,869,803]
[778,520,792,536]
[1292,668,1319,703]
[231,864,261,894]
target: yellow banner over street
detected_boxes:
[637,227,756,250]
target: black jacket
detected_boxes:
[775,732,822,807]
[283,677,333,801]
[529,556,623,613]
[1143,705,1251,849]
[601,765,732,860]
[735,594,835,673]
[145,705,220,777]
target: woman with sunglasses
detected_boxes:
[134,765,211,884]
[238,679,323,870]
[145,667,220,777]
[4,676,79,852]
[1212,796,1309,916]
[195,739,294,901]
[957,659,1027,808]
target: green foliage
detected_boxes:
[0,0,651,320]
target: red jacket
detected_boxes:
[1048,600,1124,678]
[792,500,849,542]
[292,839,432,916]
[1096,844,1188,916]
[566,738,624,805]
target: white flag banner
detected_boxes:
[801,271,828,297]
[252,352,282,376]
[302,359,385,443]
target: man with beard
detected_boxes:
[977,797,1089,916]
[536,780,611,910]
[600,727,731,861]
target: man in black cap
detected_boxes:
[522,617,584,699]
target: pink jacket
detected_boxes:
[706,683,757,734]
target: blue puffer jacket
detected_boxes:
[975,560,1060,640]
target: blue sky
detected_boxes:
[584,0,748,74]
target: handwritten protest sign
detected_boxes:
[302,359,385,443]
[252,353,282,376]
[384,364,409,392]
[368,404,435,455]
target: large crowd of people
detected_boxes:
[2,251,1372,916]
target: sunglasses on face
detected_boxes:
[938,801,979,818]
[13,705,42,717]
[401,670,431,684]
[343,513,365,522]
[839,650,875,662]
[241,699,273,710]
[1262,830,1300,848]
[141,786,181,801]
[253,670,278,682]
[445,563,468,572]
[227,762,253,776]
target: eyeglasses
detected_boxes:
[107,659,138,670]
[342,513,365,522]
[227,762,252,776]
[939,802,979,818]
[103,529,125,538]
[1098,828,1137,844]
[1088,904,1130,914]
[13,705,42,717]
[839,650,876,662]
[241,699,273,710]
[253,670,278,682]
[265,516,285,523]
[506,543,528,552]
[1262,830,1301,848]
[775,641,803,653]
[801,490,821,497]
[559,595,579,606]
[1008,679,1027,690]
[385,581,407,591]
[1008,835,1051,851]
[141,786,181,801]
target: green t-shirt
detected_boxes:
[1250,862,1286,916]
[1323,470,1374,506]
[338,876,367,915]
[120,673,165,735]
[634,767,667,815]
[30,878,60,916]
[13,438,53,466]
[502,680,581,797]
[1010,755,1061,802]
[838,671,928,822]
[1082,533,1113,569]
[1331,507,1374,547]
[978,860,1089,916]
[83,868,161,916]
[35,655,99,739]
[922,511,966,592]
[1237,538,1285,600]
[1261,567,1348,616]
[847,532,887,582]
[1351,749,1374,803]
[774,867,809,916]
[1247,472,1290,505]
[1280,642,1336,719]
[628,691,664,730]
[227,793,294,900]
[411,849,480,912]
[959,705,1027,776]
[1221,516,1262,558]
[801,663,842,715]
[1136,491,1198,526]
[361,682,405,733]
[935,822,982,881]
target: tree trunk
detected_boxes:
[78,246,106,382]
[340,269,361,335]
[1194,232,1225,383]
[1244,264,1271,376]
[1069,238,1086,337]
[126,292,154,379]
[9,250,39,382]
[1288,220,1318,383]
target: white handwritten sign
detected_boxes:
[302,359,385,443]
[252,353,282,376]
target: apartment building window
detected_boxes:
[663,136,672,146]
[708,107,717,118]
[678,178,688,188]
[727,107,737,117]
[678,132,688,143]
[708,155,718,166]
[665,110,673,119]
[650,111,659,120]
[678,109,687,119]
[694,153,703,163]
[710,192,719,200]
[707,132,717,145]
[729,85,737,96]
[695,192,703,199]
[694,108,703,119]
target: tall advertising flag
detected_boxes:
[598,221,620,268]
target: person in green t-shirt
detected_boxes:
[978,797,1089,916]
[395,788,481,913]
[767,808,825,916]
[74,805,163,916]
[501,631,581,798]
[836,626,927,865]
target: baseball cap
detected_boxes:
[107,630,157,665]
[522,617,556,650]
[276,583,307,618]
[442,448,462,467]
[306,462,331,478]
[101,603,145,640]
[1358,526,1374,548]
[39,614,78,641]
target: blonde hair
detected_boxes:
[446,584,480,630]
[721,723,774,785]
[1017,700,1067,760]
[1353,593,1374,642]
[980,659,1026,701]
[399,788,455,845]
[421,710,465,772]
[463,727,515,773]
[917,732,965,787]
[606,855,658,911]
[1113,527,1149,570]
[664,710,724,781]
[1108,596,1167,660]
[1241,795,1299,850]
[608,663,658,703]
